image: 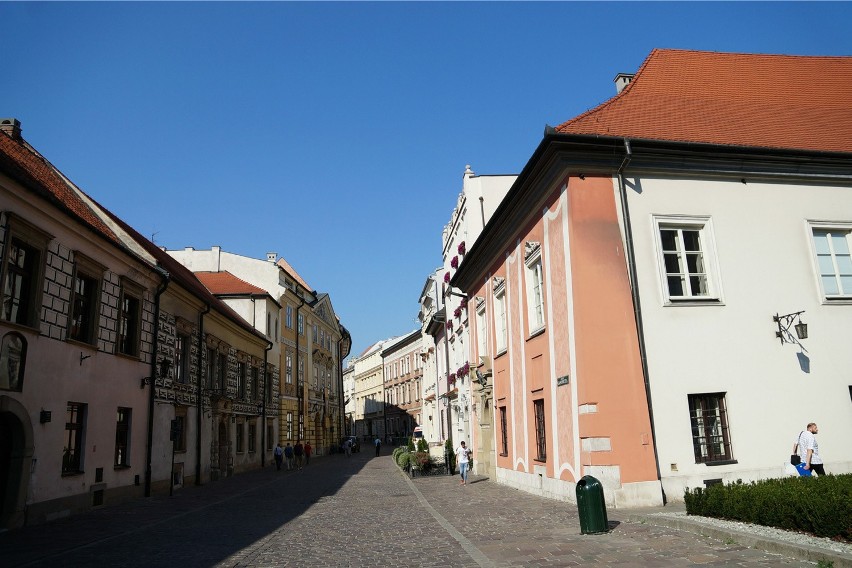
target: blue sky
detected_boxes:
[3,2,851,359]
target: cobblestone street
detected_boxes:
[1,451,818,567]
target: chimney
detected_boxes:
[266,252,277,263]
[0,118,22,140]
[614,73,634,94]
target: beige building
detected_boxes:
[381,330,423,444]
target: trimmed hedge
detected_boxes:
[684,474,852,542]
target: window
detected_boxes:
[286,305,293,328]
[117,281,142,356]
[533,399,546,461]
[313,367,318,388]
[298,314,304,335]
[251,366,259,400]
[218,352,227,391]
[495,285,507,353]
[248,422,257,453]
[688,393,733,463]
[266,422,274,451]
[524,242,545,333]
[298,359,304,387]
[63,402,86,475]
[499,406,508,456]
[286,412,293,440]
[0,332,26,391]
[298,414,304,441]
[313,324,318,344]
[236,422,244,453]
[69,260,101,345]
[174,334,188,384]
[114,408,131,467]
[812,227,852,298]
[286,353,293,384]
[1,216,49,328]
[237,362,246,399]
[476,302,487,357]
[173,411,187,452]
[206,347,216,389]
[655,217,720,302]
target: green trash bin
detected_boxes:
[576,475,608,534]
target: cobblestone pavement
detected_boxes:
[0,451,819,567]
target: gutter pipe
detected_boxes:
[195,303,210,485]
[615,138,664,502]
[145,265,170,498]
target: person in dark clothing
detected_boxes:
[294,441,304,470]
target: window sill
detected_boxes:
[527,326,546,340]
[499,453,508,457]
[533,458,547,463]
[821,297,852,305]
[66,337,98,351]
[114,351,141,363]
[114,464,131,471]
[62,470,84,477]
[664,298,723,307]
[494,349,508,360]
[700,459,738,466]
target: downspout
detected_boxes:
[145,265,170,498]
[261,339,272,467]
[294,295,306,442]
[616,138,664,501]
[195,303,210,485]
[433,279,442,441]
[337,336,344,447]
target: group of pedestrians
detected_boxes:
[273,441,312,471]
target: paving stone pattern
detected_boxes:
[0,451,813,567]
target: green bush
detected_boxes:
[392,447,404,461]
[684,474,852,542]
[444,438,456,473]
[407,437,415,452]
[416,439,428,452]
[396,451,412,469]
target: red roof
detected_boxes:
[0,130,119,242]
[275,257,312,292]
[195,271,268,296]
[556,49,852,154]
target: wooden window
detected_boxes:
[248,422,257,453]
[688,392,733,463]
[1,215,50,328]
[117,280,142,357]
[237,361,246,399]
[0,332,26,391]
[499,406,508,456]
[174,334,189,384]
[114,407,131,467]
[173,411,187,452]
[533,399,546,461]
[63,402,86,475]
[236,422,244,453]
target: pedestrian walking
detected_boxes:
[304,442,312,465]
[284,442,294,470]
[274,443,284,471]
[374,436,381,456]
[793,422,825,476]
[344,438,352,457]
[455,440,472,486]
[294,441,304,469]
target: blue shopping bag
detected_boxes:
[794,463,812,476]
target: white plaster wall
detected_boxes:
[623,175,852,497]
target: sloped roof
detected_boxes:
[276,257,312,292]
[556,49,852,154]
[195,271,269,296]
[0,129,120,242]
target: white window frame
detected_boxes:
[524,243,545,335]
[476,300,488,357]
[653,215,723,305]
[809,222,852,303]
[494,280,507,354]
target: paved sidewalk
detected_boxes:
[0,451,838,567]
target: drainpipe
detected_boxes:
[337,336,345,448]
[195,303,210,485]
[261,340,272,467]
[615,138,664,501]
[145,265,170,498]
[294,295,306,442]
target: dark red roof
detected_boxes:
[0,130,119,242]
[556,49,852,153]
[195,271,269,296]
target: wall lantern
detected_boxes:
[773,311,808,344]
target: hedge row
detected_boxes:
[684,474,852,542]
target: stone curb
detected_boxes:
[626,512,852,568]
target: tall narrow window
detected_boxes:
[174,334,188,384]
[298,414,304,441]
[524,242,545,333]
[266,422,274,451]
[476,301,487,357]
[298,359,304,387]
[495,285,507,353]
[251,366,259,400]
[63,402,86,475]
[812,228,852,297]
[114,407,131,467]
[248,422,257,453]
[298,314,304,335]
[286,353,293,384]
[237,361,246,399]
[69,270,100,344]
[236,423,244,453]
[173,411,187,452]
[206,347,216,389]
[217,352,227,391]
[1,218,49,328]
[654,216,720,302]
[533,399,546,461]
[499,406,508,456]
[286,412,293,440]
[688,392,733,463]
[286,305,293,328]
[117,282,142,356]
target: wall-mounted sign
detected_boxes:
[556,375,570,387]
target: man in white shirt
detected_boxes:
[455,440,472,486]
[794,422,825,476]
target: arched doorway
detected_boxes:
[0,396,34,529]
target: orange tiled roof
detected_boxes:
[275,257,312,292]
[0,130,120,242]
[556,49,852,154]
[195,271,268,296]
